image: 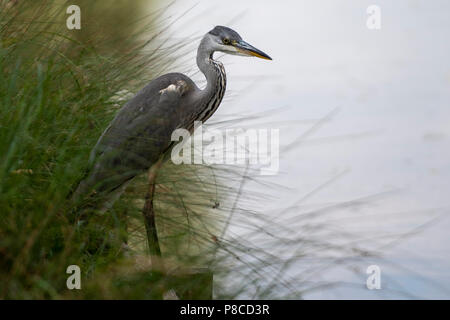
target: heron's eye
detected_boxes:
[222,38,230,45]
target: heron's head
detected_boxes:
[205,26,272,60]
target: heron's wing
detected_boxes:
[73,73,196,203]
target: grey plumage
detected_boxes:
[72,26,271,209]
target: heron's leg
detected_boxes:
[142,157,164,271]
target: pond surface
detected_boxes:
[151,0,450,299]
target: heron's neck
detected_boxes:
[195,44,227,122]
[197,48,224,87]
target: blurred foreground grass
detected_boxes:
[0,0,220,299]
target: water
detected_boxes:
[151,0,450,298]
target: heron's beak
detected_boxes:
[234,40,272,60]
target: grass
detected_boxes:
[0,0,193,299]
[0,0,249,300]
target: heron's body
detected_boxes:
[72,26,270,207]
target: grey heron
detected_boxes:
[72,26,271,258]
